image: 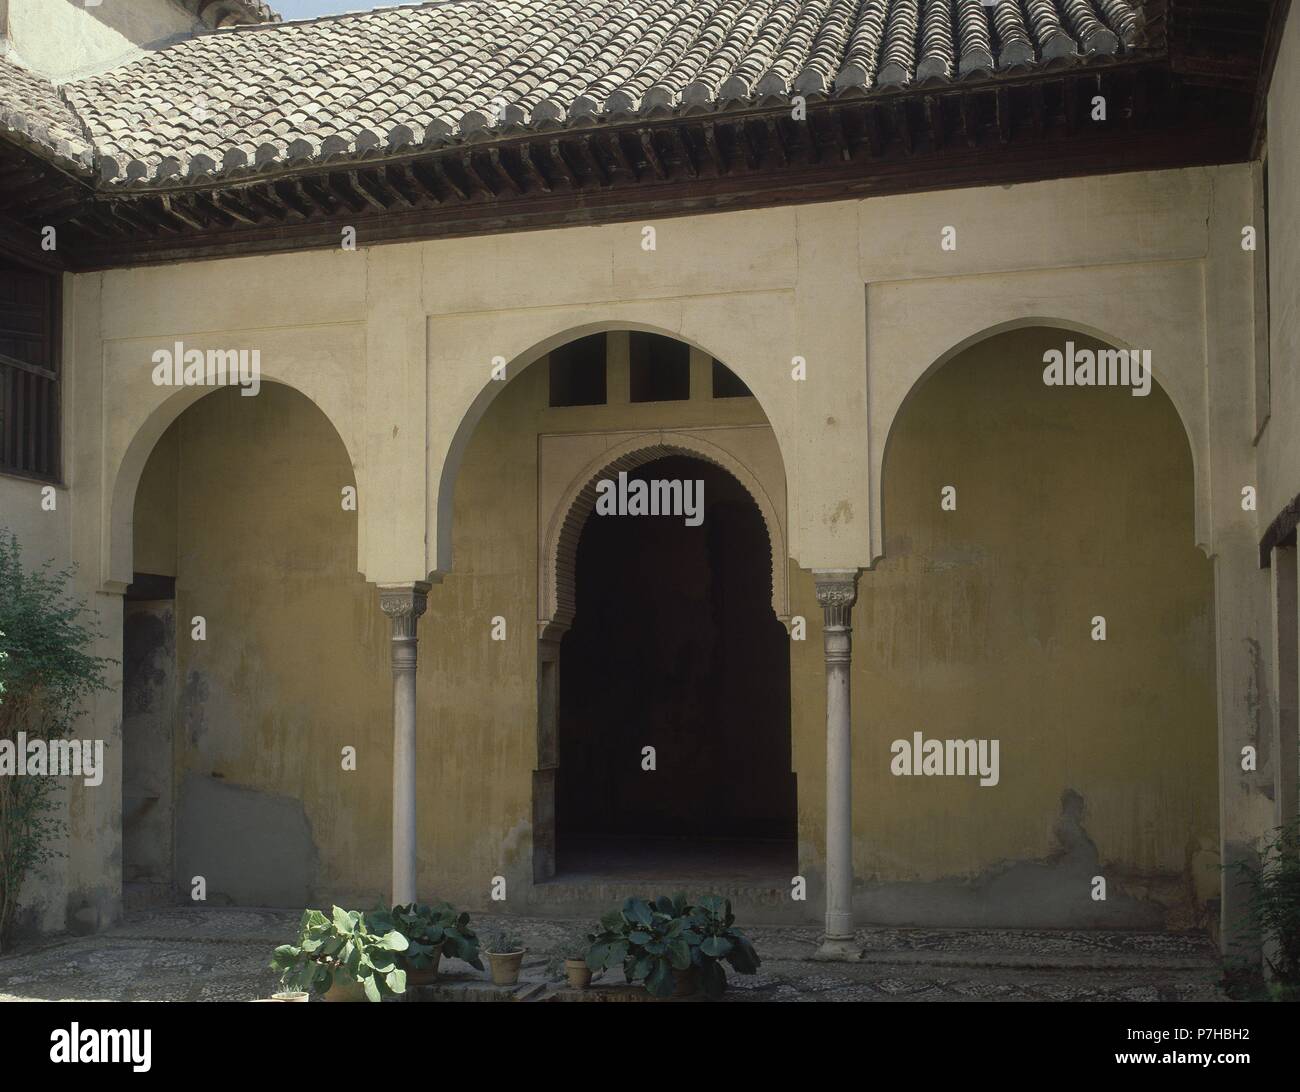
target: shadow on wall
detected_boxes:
[861,790,1165,928]
[174,772,319,906]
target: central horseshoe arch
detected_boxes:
[540,431,789,636]
[532,432,791,883]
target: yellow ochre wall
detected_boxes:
[132,325,1216,927]
[792,327,1217,928]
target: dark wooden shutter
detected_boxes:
[0,258,60,480]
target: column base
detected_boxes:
[812,935,863,962]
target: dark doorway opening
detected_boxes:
[121,576,177,909]
[555,455,796,881]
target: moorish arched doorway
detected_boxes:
[552,454,796,880]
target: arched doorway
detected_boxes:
[554,454,796,880]
[866,325,1217,927]
[123,381,366,908]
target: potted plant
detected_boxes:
[561,928,593,989]
[585,894,762,999]
[483,930,526,986]
[681,894,762,999]
[369,901,483,986]
[269,990,309,1002]
[270,906,410,1002]
[585,895,696,998]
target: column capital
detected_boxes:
[378,581,431,639]
[813,568,861,626]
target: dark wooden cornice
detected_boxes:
[0,56,1257,273]
[1249,0,1293,155]
[4,0,1287,273]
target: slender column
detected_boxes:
[814,568,861,960]
[379,581,430,906]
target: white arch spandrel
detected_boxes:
[428,302,800,579]
[866,262,1212,565]
[102,325,365,590]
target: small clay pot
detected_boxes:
[672,967,699,997]
[564,958,592,989]
[404,941,444,987]
[322,973,367,1002]
[485,949,526,986]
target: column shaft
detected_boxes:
[814,569,861,959]
[379,582,430,907]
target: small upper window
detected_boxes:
[0,257,60,481]
[629,332,689,402]
[549,333,607,407]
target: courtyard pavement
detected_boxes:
[0,908,1227,1002]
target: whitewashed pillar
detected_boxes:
[814,569,861,960]
[379,581,430,906]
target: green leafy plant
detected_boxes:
[681,894,761,998]
[586,895,697,998]
[270,906,410,1002]
[585,894,762,998]
[368,901,483,970]
[1232,818,1300,1000]
[0,531,110,950]
[484,929,523,954]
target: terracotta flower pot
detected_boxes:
[403,941,444,987]
[485,949,525,986]
[322,973,367,1002]
[564,958,592,989]
[672,967,699,997]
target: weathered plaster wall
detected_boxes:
[130,326,1217,928]
[0,476,67,564]
[121,599,175,891]
[790,328,1219,928]
[135,363,776,908]
[20,161,1261,941]
[132,427,177,578]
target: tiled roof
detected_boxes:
[0,57,95,172]
[11,0,1147,187]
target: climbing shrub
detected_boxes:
[1233,817,1300,1000]
[0,530,109,950]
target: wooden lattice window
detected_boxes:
[0,257,60,481]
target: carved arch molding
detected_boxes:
[537,426,789,636]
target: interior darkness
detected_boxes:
[549,333,607,407]
[556,455,796,878]
[712,358,752,398]
[629,332,690,402]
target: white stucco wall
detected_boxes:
[4,0,197,80]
